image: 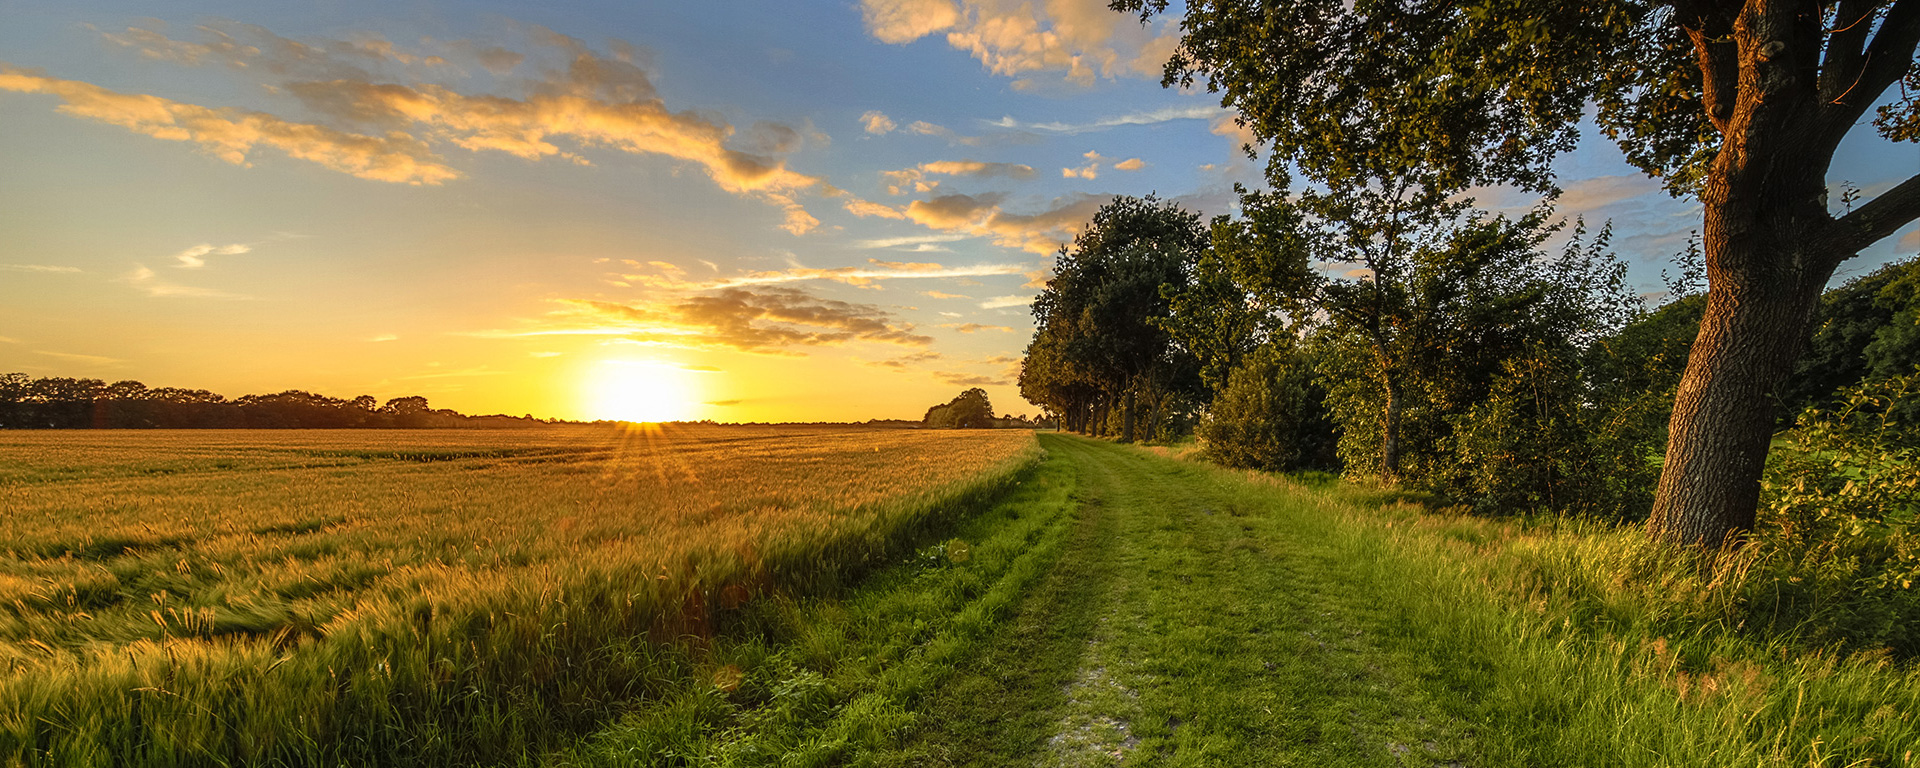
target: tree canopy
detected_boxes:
[1117,0,1920,546]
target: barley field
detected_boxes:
[0,425,1039,766]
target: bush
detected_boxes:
[1752,373,1920,655]
[1197,345,1337,472]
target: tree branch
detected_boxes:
[1818,0,1881,102]
[1819,0,1920,142]
[1675,1,1742,134]
[1828,171,1920,256]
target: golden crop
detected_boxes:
[0,424,1039,765]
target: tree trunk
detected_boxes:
[1121,385,1137,443]
[1380,371,1404,484]
[1646,267,1825,546]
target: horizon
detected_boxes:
[5,0,1918,423]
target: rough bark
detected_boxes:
[1650,0,1839,546]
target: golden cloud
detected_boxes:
[620,258,1029,289]
[22,24,832,230]
[861,110,897,135]
[0,65,459,184]
[523,287,933,352]
[859,0,1179,87]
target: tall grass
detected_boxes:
[0,425,1040,766]
[1277,480,1920,766]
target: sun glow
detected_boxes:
[585,360,700,423]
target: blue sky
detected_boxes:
[2,0,1917,421]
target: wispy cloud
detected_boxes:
[935,370,1008,387]
[903,192,1109,254]
[980,294,1032,309]
[989,105,1229,134]
[125,264,252,299]
[479,286,932,353]
[0,264,82,273]
[0,65,460,184]
[10,23,838,233]
[941,322,1014,333]
[852,233,975,249]
[620,258,1028,289]
[173,242,251,268]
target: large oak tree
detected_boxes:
[1119,0,1920,546]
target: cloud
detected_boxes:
[904,191,1108,254]
[125,264,253,299]
[990,105,1229,134]
[844,197,908,219]
[865,351,944,370]
[941,322,1015,333]
[853,233,976,249]
[1113,157,1145,171]
[493,286,933,353]
[680,364,724,372]
[1,264,81,273]
[15,25,835,231]
[1063,149,1103,179]
[368,333,399,342]
[882,159,1036,195]
[704,399,743,406]
[923,290,969,299]
[0,65,460,184]
[1557,174,1663,214]
[97,19,453,79]
[904,120,986,146]
[0,336,16,344]
[935,371,1008,387]
[622,257,1029,289]
[980,294,1033,309]
[859,0,1181,87]
[861,110,897,135]
[34,350,122,367]
[172,242,251,268]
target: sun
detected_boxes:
[585,360,699,423]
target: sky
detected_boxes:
[3,1,1919,423]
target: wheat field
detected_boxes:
[0,425,1039,766]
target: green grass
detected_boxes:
[557,434,1920,766]
[6,430,1917,765]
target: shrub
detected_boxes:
[1752,373,1920,655]
[1197,345,1338,472]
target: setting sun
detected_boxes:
[585,360,698,423]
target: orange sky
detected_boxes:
[4,2,1916,422]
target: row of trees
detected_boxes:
[1021,192,1920,521]
[1077,0,1920,548]
[0,374,549,429]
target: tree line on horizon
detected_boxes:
[0,373,555,429]
[920,387,1052,430]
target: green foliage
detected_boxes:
[1196,344,1336,472]
[1755,374,1920,655]
[1021,196,1207,439]
[922,388,996,429]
